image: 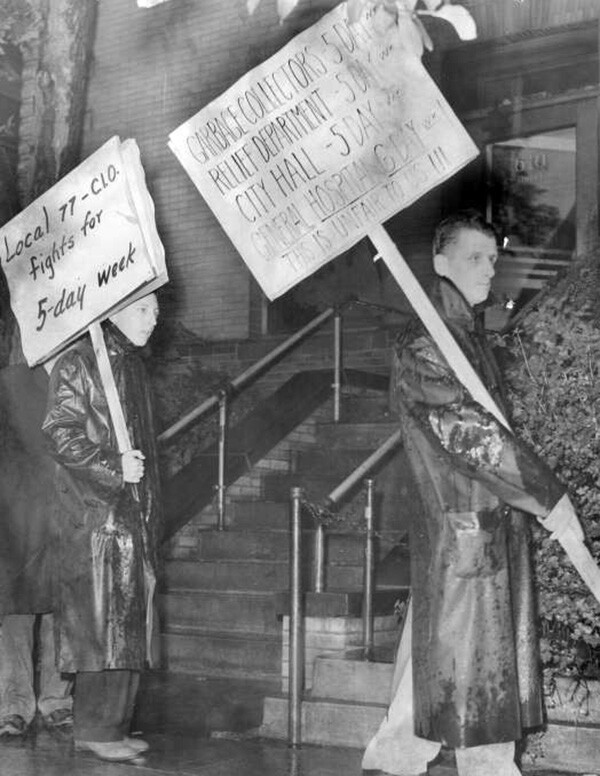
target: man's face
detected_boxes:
[109,293,159,347]
[434,228,498,307]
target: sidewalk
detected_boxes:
[0,672,595,775]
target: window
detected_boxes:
[484,128,576,329]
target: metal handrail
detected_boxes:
[363,479,375,662]
[325,428,402,508]
[288,431,405,747]
[348,297,407,317]
[158,295,402,445]
[158,307,337,445]
[157,295,399,529]
[313,428,403,594]
[288,486,303,748]
[158,298,405,444]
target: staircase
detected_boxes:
[260,649,394,747]
[158,376,412,682]
[258,649,458,776]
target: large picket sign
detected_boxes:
[169,2,478,300]
[0,136,167,366]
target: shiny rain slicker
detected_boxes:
[392,278,565,749]
[0,365,56,615]
[42,322,161,673]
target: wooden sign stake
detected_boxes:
[88,321,139,502]
[89,321,132,453]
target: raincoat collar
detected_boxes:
[103,320,139,356]
[430,277,477,331]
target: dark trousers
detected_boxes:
[73,669,140,742]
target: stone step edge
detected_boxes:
[165,558,380,568]
[263,693,387,710]
[162,586,406,598]
[163,624,283,641]
[159,588,285,596]
[263,692,600,728]
[160,586,405,593]
[162,667,282,683]
[196,527,406,537]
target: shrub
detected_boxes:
[503,251,600,679]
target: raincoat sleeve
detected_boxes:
[42,349,123,500]
[394,334,565,518]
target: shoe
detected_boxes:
[123,736,149,754]
[0,715,27,737]
[74,739,140,761]
[42,708,73,728]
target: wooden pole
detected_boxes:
[88,321,139,501]
[288,486,304,748]
[88,321,132,453]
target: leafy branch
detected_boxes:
[505,251,600,678]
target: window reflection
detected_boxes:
[484,128,576,330]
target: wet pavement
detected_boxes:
[0,671,596,775]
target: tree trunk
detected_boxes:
[18,0,97,206]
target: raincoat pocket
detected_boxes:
[90,508,136,666]
[442,509,506,578]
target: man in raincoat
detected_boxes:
[0,351,73,736]
[42,292,162,763]
[362,211,583,776]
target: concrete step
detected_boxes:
[524,720,600,773]
[161,589,405,637]
[229,498,405,533]
[315,421,399,450]
[227,494,408,533]
[158,589,281,635]
[260,658,600,773]
[262,472,344,503]
[311,654,394,704]
[161,626,282,680]
[273,588,408,618]
[258,686,600,774]
[195,528,397,564]
[281,616,400,692]
[262,471,396,503]
[229,500,290,530]
[259,693,387,747]
[164,558,366,591]
[340,393,393,422]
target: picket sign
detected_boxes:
[367,223,600,605]
[0,135,167,506]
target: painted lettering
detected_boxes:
[97,242,136,287]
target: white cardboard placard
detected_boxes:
[169,2,478,300]
[0,136,167,365]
